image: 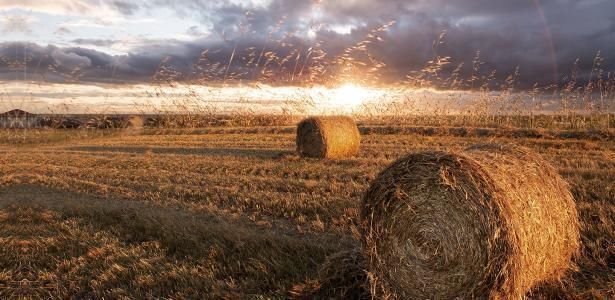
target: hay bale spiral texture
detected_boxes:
[296,116,360,159]
[361,144,580,299]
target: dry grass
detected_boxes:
[289,249,370,299]
[0,125,612,298]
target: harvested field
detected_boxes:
[0,127,613,298]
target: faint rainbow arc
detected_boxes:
[531,0,559,84]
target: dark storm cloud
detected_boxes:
[0,43,155,83]
[51,49,92,69]
[154,0,612,86]
[71,39,117,47]
[62,47,115,67]
[307,0,615,84]
[3,0,615,87]
[0,36,310,84]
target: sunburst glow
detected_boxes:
[330,83,376,108]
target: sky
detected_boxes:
[0,0,613,86]
[0,0,613,113]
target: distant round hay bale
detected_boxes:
[361,143,580,299]
[296,116,360,159]
[127,115,144,128]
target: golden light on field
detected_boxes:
[331,83,372,108]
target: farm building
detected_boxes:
[0,109,41,128]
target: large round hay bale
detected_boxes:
[361,144,579,299]
[296,116,360,159]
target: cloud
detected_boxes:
[72,38,117,47]
[185,25,209,38]
[61,18,114,28]
[54,26,72,35]
[110,0,139,15]
[2,14,34,33]
[51,49,92,69]
[0,42,181,83]
[0,0,123,17]
[127,0,615,86]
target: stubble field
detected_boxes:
[0,126,612,298]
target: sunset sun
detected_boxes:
[331,83,372,108]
